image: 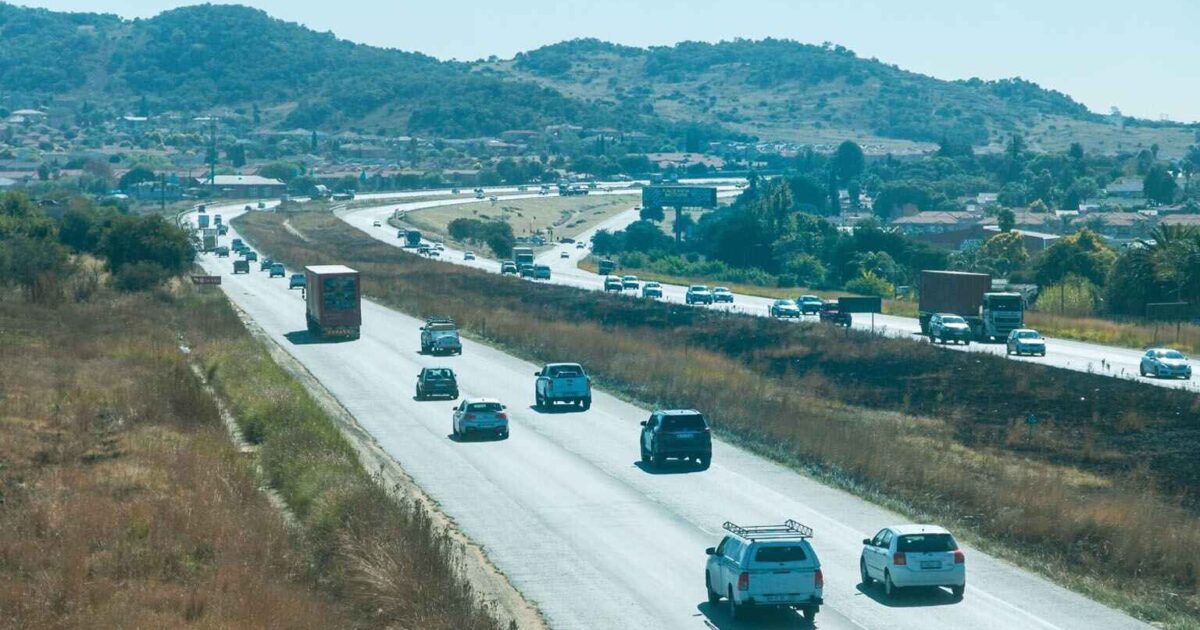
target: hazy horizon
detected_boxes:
[12,0,1200,124]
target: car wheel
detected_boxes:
[416,388,423,400]
[535,393,544,409]
[884,571,899,599]
[1006,347,1012,355]
[860,558,873,585]
[802,605,818,622]
[963,340,971,346]
[728,587,741,620]
[696,455,711,470]
[706,572,720,604]
[499,429,509,440]
[581,397,591,411]
[951,583,965,600]
[450,390,459,399]
[640,446,650,464]
[651,452,665,469]
[452,424,459,439]
[1140,364,1147,377]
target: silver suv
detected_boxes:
[705,520,823,622]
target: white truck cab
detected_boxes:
[705,520,823,622]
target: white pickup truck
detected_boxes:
[705,520,823,622]
[533,362,592,410]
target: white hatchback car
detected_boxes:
[452,398,509,440]
[860,524,965,600]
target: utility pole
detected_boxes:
[160,172,166,212]
[207,116,218,194]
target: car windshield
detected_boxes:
[423,369,453,380]
[755,545,807,562]
[547,364,584,377]
[941,316,966,324]
[466,402,502,412]
[775,300,793,306]
[1016,331,1040,339]
[661,414,707,432]
[801,296,819,302]
[646,283,660,288]
[714,288,730,293]
[1157,350,1186,359]
[896,533,957,553]
[691,286,708,291]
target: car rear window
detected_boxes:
[661,414,707,432]
[548,365,583,377]
[467,402,502,412]
[424,369,453,380]
[755,545,807,562]
[896,533,957,552]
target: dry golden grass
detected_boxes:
[406,194,635,241]
[238,210,1200,628]
[0,289,352,630]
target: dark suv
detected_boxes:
[415,367,459,400]
[818,301,852,327]
[640,409,712,470]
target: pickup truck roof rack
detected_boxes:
[723,519,813,540]
[424,316,455,325]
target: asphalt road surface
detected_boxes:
[188,201,1151,630]
[342,194,1200,393]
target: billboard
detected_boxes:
[642,186,717,209]
[1146,301,1189,321]
[838,296,882,314]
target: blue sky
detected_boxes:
[16,0,1200,122]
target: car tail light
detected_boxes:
[814,569,824,589]
[498,412,508,420]
[893,552,906,566]
[953,550,965,564]
[737,572,749,591]
[464,413,476,420]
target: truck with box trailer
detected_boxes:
[918,270,1024,341]
[513,247,535,267]
[197,214,210,229]
[405,229,422,248]
[304,265,362,340]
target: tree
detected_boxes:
[118,166,156,191]
[1034,228,1115,287]
[258,162,301,183]
[100,215,193,285]
[974,231,1028,276]
[37,163,50,181]
[639,205,665,222]
[1028,199,1050,214]
[833,140,865,184]
[1143,164,1178,205]
[227,144,246,168]
[845,271,893,298]
[997,208,1015,233]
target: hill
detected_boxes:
[486,38,1198,155]
[0,3,1195,154]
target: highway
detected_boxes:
[340,192,1200,393]
[189,200,1153,630]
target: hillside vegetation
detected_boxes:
[1,3,1195,152]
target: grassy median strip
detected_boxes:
[239,209,1200,628]
[0,279,510,630]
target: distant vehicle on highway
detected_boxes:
[259,257,273,271]
[604,277,624,292]
[231,238,243,250]
[305,265,361,340]
[639,409,711,469]
[928,313,972,345]
[464,251,476,261]
[405,229,422,248]
[373,220,382,227]
[597,258,616,275]
[1006,329,1046,356]
[919,270,1024,342]
[1140,348,1192,379]
[797,295,823,315]
[519,264,535,278]
[575,241,585,249]
[434,243,444,251]
[244,251,258,262]
[288,273,305,289]
[642,282,663,299]
[706,520,823,622]
[213,214,222,225]
[533,264,552,280]
[215,246,229,258]
[686,285,713,305]
[269,263,285,278]
[452,398,509,440]
[513,246,535,268]
[217,224,229,236]
[257,201,266,209]
[819,301,852,327]
[429,249,441,258]
[770,299,801,318]
[475,191,485,199]
[418,244,431,255]
[621,275,639,290]
[711,287,734,303]
[421,317,462,355]
[560,250,570,259]
[534,362,592,410]
[501,261,518,275]
[415,367,458,400]
[233,259,250,274]
[860,524,965,601]
[244,204,252,211]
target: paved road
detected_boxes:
[342,195,1200,393]
[190,202,1151,630]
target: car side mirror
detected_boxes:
[533,371,540,376]
[640,421,647,426]
[705,547,716,555]
[862,538,872,545]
